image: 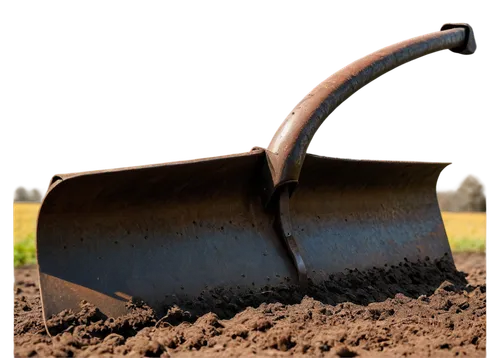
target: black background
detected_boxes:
[8,13,497,208]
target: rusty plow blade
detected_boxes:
[280,157,452,274]
[37,23,476,325]
[37,151,291,320]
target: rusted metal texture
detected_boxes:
[440,23,476,54]
[37,24,475,326]
[289,156,450,284]
[37,152,450,320]
[266,25,475,202]
[38,150,280,319]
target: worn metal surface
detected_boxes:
[290,155,451,285]
[37,24,474,326]
[38,150,290,319]
[266,26,475,203]
[276,188,308,288]
[37,151,450,321]
[441,23,476,54]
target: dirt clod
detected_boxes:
[337,346,358,357]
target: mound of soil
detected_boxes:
[14,253,486,357]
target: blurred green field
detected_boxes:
[441,212,486,253]
[13,203,486,267]
[14,203,39,266]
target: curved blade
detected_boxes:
[37,151,452,326]
[289,155,452,283]
[37,150,296,322]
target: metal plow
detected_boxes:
[37,23,476,324]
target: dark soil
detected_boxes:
[14,253,486,357]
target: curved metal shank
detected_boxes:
[266,24,475,200]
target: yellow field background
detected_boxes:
[13,203,40,243]
[14,203,486,251]
[441,212,486,252]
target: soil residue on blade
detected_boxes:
[14,253,486,357]
[165,253,467,320]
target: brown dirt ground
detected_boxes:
[14,253,486,357]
